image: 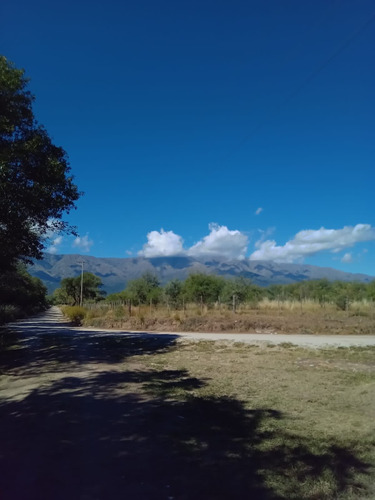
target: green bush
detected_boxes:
[62,306,86,326]
[0,305,22,325]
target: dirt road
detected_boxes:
[9,306,375,348]
[1,307,374,499]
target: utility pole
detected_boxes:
[78,260,84,306]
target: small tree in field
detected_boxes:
[183,273,225,306]
[56,272,105,305]
[126,272,161,305]
[164,279,183,309]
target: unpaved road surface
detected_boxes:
[8,307,375,348]
[1,307,374,500]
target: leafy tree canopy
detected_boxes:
[126,272,161,305]
[164,279,183,308]
[221,276,262,305]
[56,272,105,306]
[182,273,225,305]
[0,56,80,271]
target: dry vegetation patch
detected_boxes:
[82,301,375,335]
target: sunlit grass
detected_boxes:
[76,297,375,334]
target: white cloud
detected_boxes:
[255,207,263,215]
[249,224,375,263]
[255,227,275,248]
[188,223,248,260]
[341,252,353,263]
[33,218,60,240]
[137,224,248,260]
[46,235,63,254]
[138,229,184,257]
[72,234,93,253]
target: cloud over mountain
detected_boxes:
[139,229,184,257]
[139,224,248,260]
[73,234,94,253]
[249,224,375,263]
[136,223,374,265]
[188,223,248,260]
[46,236,63,254]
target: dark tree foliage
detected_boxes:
[0,264,47,324]
[0,56,80,271]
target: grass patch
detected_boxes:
[138,342,375,499]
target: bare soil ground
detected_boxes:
[1,309,374,499]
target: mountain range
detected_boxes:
[29,253,374,294]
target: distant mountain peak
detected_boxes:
[29,254,374,294]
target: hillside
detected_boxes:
[29,254,374,294]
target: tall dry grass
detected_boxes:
[73,297,375,334]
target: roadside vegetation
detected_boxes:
[0,56,79,325]
[0,265,47,324]
[56,272,375,334]
[54,272,105,306]
[60,305,86,326]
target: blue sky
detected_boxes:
[2,0,375,274]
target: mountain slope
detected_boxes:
[29,254,374,294]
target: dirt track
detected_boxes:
[12,307,375,348]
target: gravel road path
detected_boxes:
[8,307,375,349]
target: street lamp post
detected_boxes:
[78,260,84,306]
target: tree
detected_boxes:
[0,56,80,271]
[366,280,375,301]
[0,264,47,323]
[183,274,225,305]
[164,279,183,309]
[126,272,161,305]
[221,276,262,306]
[57,272,105,305]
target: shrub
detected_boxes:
[0,305,22,325]
[335,295,349,311]
[62,306,86,326]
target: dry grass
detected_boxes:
[139,341,375,499]
[1,321,374,499]
[82,299,375,335]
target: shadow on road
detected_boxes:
[0,321,179,375]
[0,316,371,499]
